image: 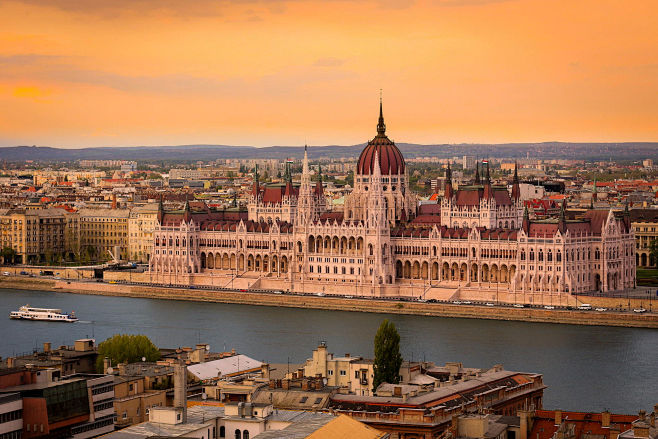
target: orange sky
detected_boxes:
[0,0,656,148]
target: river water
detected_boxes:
[1,288,656,413]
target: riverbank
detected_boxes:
[2,277,657,328]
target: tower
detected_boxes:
[366,151,393,286]
[295,145,315,227]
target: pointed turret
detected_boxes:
[377,94,386,136]
[474,161,481,185]
[558,200,567,233]
[522,205,530,234]
[511,161,521,200]
[483,161,494,199]
[296,144,315,226]
[183,199,192,223]
[284,161,294,197]
[444,162,453,199]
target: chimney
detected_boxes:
[302,379,310,391]
[282,379,290,390]
[345,353,350,358]
[103,357,111,374]
[315,378,323,390]
[555,410,562,425]
[650,412,655,428]
[519,410,529,439]
[174,361,188,423]
[261,363,270,380]
[111,193,117,209]
[393,386,402,397]
[118,363,126,375]
[268,379,276,389]
[609,425,620,439]
[602,411,611,428]
[43,342,51,353]
[7,357,14,368]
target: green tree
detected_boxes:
[649,239,658,269]
[372,319,403,391]
[1,247,17,265]
[96,334,160,373]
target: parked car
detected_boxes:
[2,272,10,276]
[513,304,525,308]
[633,308,647,313]
[577,304,592,310]
[595,307,607,312]
[544,305,555,310]
[485,303,495,307]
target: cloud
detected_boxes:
[0,54,64,65]
[0,53,358,97]
[312,57,346,67]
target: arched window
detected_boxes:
[529,249,535,261]
[243,431,249,439]
[235,429,241,439]
[548,250,552,262]
[557,250,562,262]
[220,426,225,438]
[521,250,526,261]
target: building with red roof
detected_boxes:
[148,104,636,297]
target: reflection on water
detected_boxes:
[1,288,656,412]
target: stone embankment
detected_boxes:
[1,277,657,329]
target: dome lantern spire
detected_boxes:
[377,90,386,136]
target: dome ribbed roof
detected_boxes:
[356,101,405,175]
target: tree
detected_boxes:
[649,239,658,269]
[1,247,16,265]
[96,334,160,373]
[372,319,403,391]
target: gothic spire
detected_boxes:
[475,161,481,184]
[377,92,386,136]
[511,161,521,200]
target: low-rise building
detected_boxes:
[631,209,658,267]
[5,340,98,376]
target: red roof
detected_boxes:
[530,410,637,439]
[356,135,405,175]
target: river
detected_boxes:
[1,288,656,413]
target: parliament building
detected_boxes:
[149,103,636,303]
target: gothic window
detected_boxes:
[557,250,562,262]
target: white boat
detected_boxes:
[9,305,78,322]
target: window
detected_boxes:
[340,370,346,376]
[243,431,249,439]
[299,396,308,403]
[314,397,323,404]
[328,370,333,376]
[220,427,225,438]
[235,430,241,439]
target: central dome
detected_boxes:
[356,102,405,176]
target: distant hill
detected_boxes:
[0,142,656,162]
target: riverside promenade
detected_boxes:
[1,275,657,329]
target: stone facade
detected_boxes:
[148,106,636,297]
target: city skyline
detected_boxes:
[1,0,657,148]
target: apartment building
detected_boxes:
[128,203,161,263]
[78,207,130,261]
[0,208,73,264]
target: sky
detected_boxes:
[0,0,656,148]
